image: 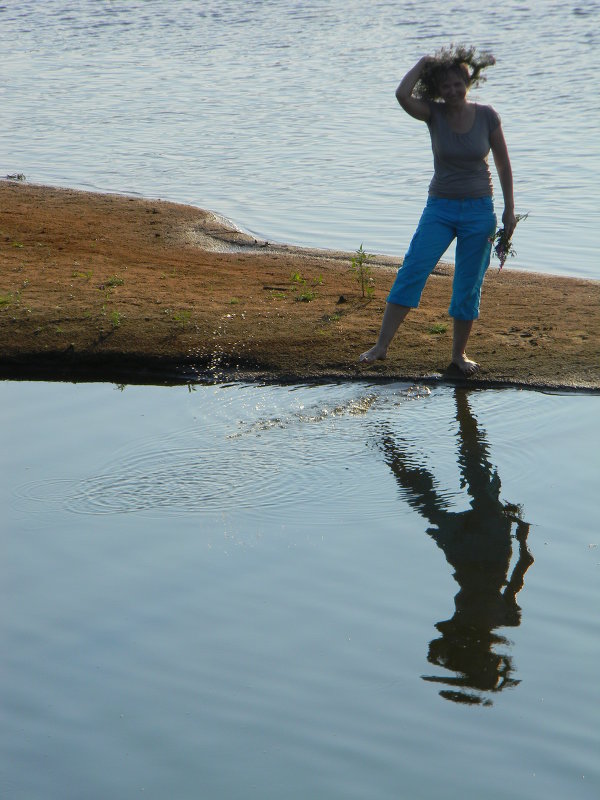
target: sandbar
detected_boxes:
[1,181,598,391]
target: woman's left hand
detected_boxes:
[503,208,517,239]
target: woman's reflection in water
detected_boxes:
[380,389,534,706]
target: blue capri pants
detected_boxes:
[387,196,497,320]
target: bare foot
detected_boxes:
[451,353,480,376]
[359,344,388,364]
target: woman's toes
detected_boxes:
[452,356,479,376]
[359,346,386,364]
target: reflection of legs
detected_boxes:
[454,389,498,502]
[360,201,454,364]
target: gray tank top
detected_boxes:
[426,102,501,199]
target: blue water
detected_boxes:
[1,0,599,278]
[2,380,599,799]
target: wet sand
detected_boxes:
[1,180,598,390]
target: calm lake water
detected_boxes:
[2,379,599,799]
[1,0,599,278]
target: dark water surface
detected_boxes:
[2,380,599,799]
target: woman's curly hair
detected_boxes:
[413,45,496,101]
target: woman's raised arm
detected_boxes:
[395,56,434,121]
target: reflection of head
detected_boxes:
[422,618,520,706]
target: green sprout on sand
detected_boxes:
[290,271,322,301]
[351,244,374,298]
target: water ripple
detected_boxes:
[14,383,434,518]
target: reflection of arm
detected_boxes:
[503,521,534,602]
[380,434,448,528]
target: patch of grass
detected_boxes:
[271,291,286,300]
[428,323,448,335]
[297,289,316,302]
[172,309,192,328]
[109,310,122,328]
[290,271,322,301]
[72,269,93,280]
[104,275,124,288]
[0,288,25,307]
[229,297,240,305]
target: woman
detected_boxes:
[359,52,515,375]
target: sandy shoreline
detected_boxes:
[1,180,599,391]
